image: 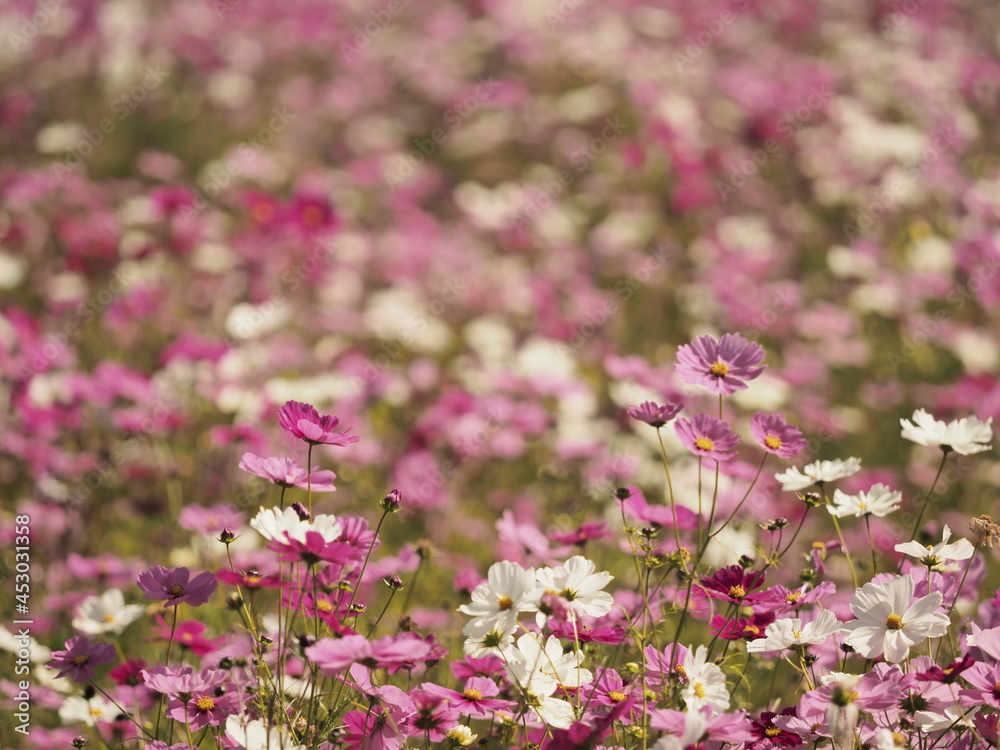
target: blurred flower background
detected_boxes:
[3,0,1000,742]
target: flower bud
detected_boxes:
[380,488,402,512]
[291,501,311,521]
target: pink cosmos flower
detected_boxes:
[238,453,337,491]
[166,691,237,731]
[750,413,807,459]
[266,530,358,566]
[402,690,461,741]
[626,400,683,428]
[277,400,360,447]
[675,333,766,395]
[137,566,218,608]
[216,568,286,590]
[696,565,767,605]
[150,616,225,656]
[620,485,699,530]
[421,676,510,717]
[48,636,117,682]
[675,414,741,461]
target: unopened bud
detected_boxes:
[380,488,402,512]
[291,501,310,521]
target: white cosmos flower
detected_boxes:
[458,560,538,633]
[900,409,993,455]
[746,610,842,653]
[504,633,588,729]
[226,715,307,750]
[59,695,114,726]
[71,589,145,635]
[827,484,902,519]
[534,555,614,624]
[680,645,729,714]
[461,618,515,658]
[842,575,949,663]
[249,506,342,544]
[775,458,862,492]
[894,524,975,571]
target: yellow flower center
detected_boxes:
[891,732,906,747]
[693,682,706,698]
[674,664,686,677]
[167,584,185,596]
[727,585,746,600]
[497,595,514,611]
[791,630,803,639]
[463,688,483,700]
[695,437,715,451]
[811,542,826,549]
[785,592,802,604]
[608,691,627,703]
[72,654,89,666]
[765,727,781,738]
[90,707,104,717]
[886,613,904,630]
[709,362,729,376]
[765,435,782,449]
[743,625,760,636]
[246,575,261,585]
[316,600,334,612]
[102,614,117,623]
[195,697,215,711]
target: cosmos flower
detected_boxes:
[696,565,767,605]
[534,555,614,624]
[277,400,360,447]
[894,524,975,570]
[675,333,766,395]
[900,409,993,455]
[749,413,807,459]
[827,484,902,519]
[626,400,683,428]
[47,636,117,682]
[679,645,730,714]
[746,610,843,653]
[775,457,862,492]
[225,715,307,750]
[675,414,741,461]
[457,560,539,634]
[71,589,145,636]
[137,566,218,608]
[249,506,342,544]
[841,575,950,663]
[238,453,337,492]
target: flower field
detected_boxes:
[3,0,1000,748]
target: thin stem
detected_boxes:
[777,505,812,559]
[656,428,682,551]
[401,555,426,615]
[865,514,878,576]
[908,449,951,542]
[711,453,768,539]
[830,514,859,588]
[344,509,390,620]
[306,443,314,515]
[367,587,399,637]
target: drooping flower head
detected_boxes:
[675,333,766,395]
[238,453,337,492]
[277,400,360,446]
[900,409,993,455]
[137,566,218,608]
[48,636,117,682]
[750,413,806,459]
[895,524,975,570]
[626,400,683,428]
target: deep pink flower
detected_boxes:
[696,565,767,605]
[548,521,612,545]
[216,568,286,590]
[166,691,237,731]
[749,708,802,748]
[402,689,461,741]
[675,414,741,461]
[150,616,225,656]
[450,654,505,681]
[267,530,358,566]
[277,400,360,446]
[421,677,509,718]
[108,659,146,687]
[582,670,640,724]
[343,708,408,750]
[750,413,807,459]
[549,621,627,644]
[287,192,336,234]
[48,636,117,682]
[620,485,699,530]
[307,633,445,675]
[710,611,775,641]
[675,333,766,395]
[626,400,683,428]
[916,653,975,684]
[238,453,337,491]
[137,566,217,607]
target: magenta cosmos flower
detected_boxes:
[48,636,117,682]
[696,565,767,604]
[626,400,683,428]
[675,333,766,395]
[238,452,337,491]
[137,566,218,607]
[749,413,806,459]
[675,414,740,461]
[277,400,360,446]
